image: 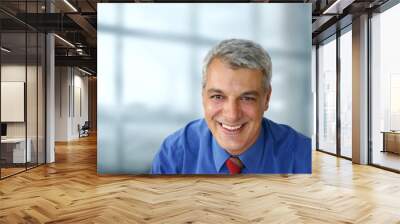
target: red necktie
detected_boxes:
[226,157,243,174]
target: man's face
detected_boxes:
[202,58,271,155]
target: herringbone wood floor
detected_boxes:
[1,134,400,223]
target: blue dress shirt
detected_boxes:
[151,118,311,174]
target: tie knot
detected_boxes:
[226,157,243,174]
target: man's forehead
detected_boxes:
[204,58,267,93]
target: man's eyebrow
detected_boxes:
[206,89,259,96]
[207,88,224,94]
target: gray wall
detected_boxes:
[55,67,89,141]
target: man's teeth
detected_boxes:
[221,123,242,130]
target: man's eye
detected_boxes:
[210,95,224,100]
[241,96,255,101]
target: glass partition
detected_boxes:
[1,31,27,177]
[371,4,400,171]
[27,31,38,169]
[37,32,45,165]
[339,28,352,158]
[317,36,337,155]
[0,1,46,179]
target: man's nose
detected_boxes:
[223,100,242,122]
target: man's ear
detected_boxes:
[264,85,272,111]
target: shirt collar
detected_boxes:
[238,125,265,171]
[212,137,231,172]
[212,124,265,172]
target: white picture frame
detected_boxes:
[1,81,25,122]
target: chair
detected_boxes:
[79,121,90,138]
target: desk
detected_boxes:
[1,138,31,163]
[381,131,400,154]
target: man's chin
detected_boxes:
[216,138,245,153]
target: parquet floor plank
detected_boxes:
[1,134,400,223]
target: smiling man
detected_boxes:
[151,39,311,174]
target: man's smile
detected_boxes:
[217,121,247,135]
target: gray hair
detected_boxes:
[202,38,272,91]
